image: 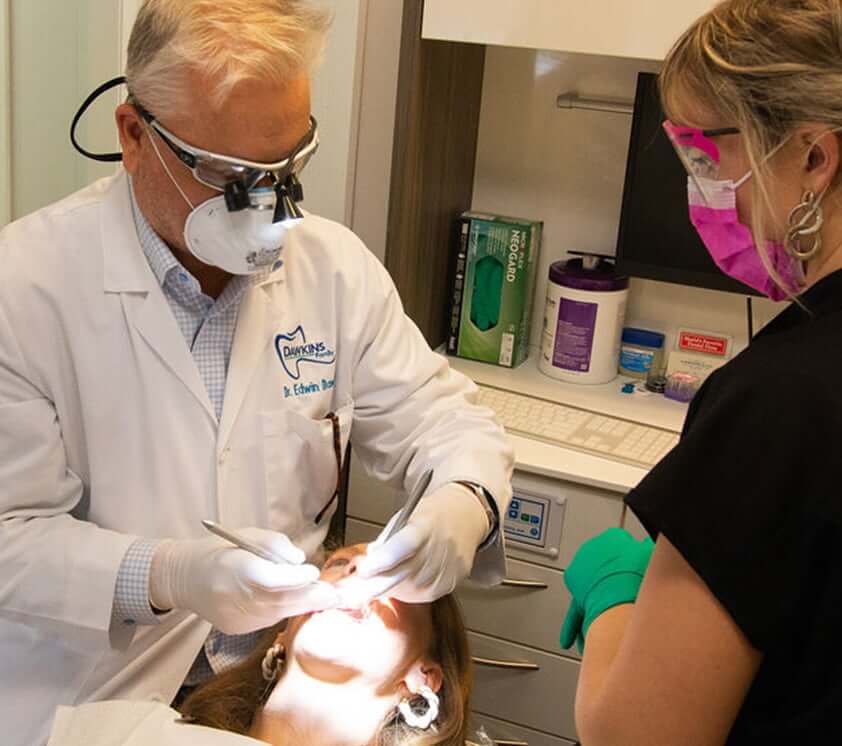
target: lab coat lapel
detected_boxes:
[125,291,216,421]
[101,171,216,423]
[217,278,279,451]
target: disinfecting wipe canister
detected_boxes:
[540,257,629,384]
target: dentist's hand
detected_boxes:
[149,529,339,634]
[352,483,490,604]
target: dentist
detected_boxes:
[0,2,513,743]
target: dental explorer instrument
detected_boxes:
[380,468,434,544]
[201,519,293,564]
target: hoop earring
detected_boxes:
[785,189,824,261]
[398,685,440,730]
[259,642,286,706]
[261,643,285,683]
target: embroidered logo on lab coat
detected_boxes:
[275,326,336,380]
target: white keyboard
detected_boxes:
[475,384,679,469]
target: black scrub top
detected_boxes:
[626,269,842,745]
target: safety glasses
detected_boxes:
[135,102,319,193]
[662,121,741,179]
[663,121,741,203]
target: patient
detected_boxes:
[47,544,472,746]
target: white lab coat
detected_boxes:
[48,702,266,746]
[47,701,486,745]
[0,172,513,746]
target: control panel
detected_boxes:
[504,481,566,559]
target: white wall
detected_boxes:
[0,0,11,227]
[9,0,121,221]
[472,46,778,354]
[305,0,366,226]
[347,0,403,263]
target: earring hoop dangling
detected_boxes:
[259,642,286,706]
[261,643,285,683]
[398,685,440,730]
[785,189,824,261]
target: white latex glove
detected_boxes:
[149,529,339,634]
[351,483,490,604]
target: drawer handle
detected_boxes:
[472,655,540,671]
[501,577,548,590]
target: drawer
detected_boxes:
[506,470,624,573]
[458,558,574,658]
[469,632,579,740]
[470,711,577,746]
[347,452,400,525]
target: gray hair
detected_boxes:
[126,0,332,119]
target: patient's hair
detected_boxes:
[179,594,472,745]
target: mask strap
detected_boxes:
[733,134,793,191]
[145,124,196,211]
[733,170,753,189]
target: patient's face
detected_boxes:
[285,545,433,687]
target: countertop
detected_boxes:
[446,349,690,495]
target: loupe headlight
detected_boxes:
[272,177,305,225]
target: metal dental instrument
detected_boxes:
[201,519,290,564]
[380,469,434,544]
[332,469,435,610]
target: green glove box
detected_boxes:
[447,212,542,368]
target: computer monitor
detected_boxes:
[615,72,757,296]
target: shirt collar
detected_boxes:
[757,269,842,339]
[127,179,274,302]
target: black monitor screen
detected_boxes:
[615,72,757,296]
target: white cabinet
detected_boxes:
[422,0,718,61]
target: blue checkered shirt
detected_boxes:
[112,182,275,684]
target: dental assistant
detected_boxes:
[0,2,513,744]
[560,2,842,745]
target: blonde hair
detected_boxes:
[660,0,842,296]
[179,590,472,746]
[126,0,332,118]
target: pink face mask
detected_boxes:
[663,122,803,301]
[687,176,803,301]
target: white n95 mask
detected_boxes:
[147,125,295,276]
[184,189,289,275]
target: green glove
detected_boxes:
[560,528,655,654]
[470,256,503,332]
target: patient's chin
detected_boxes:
[292,608,407,679]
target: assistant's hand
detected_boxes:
[560,527,654,654]
[352,483,490,604]
[149,529,339,634]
